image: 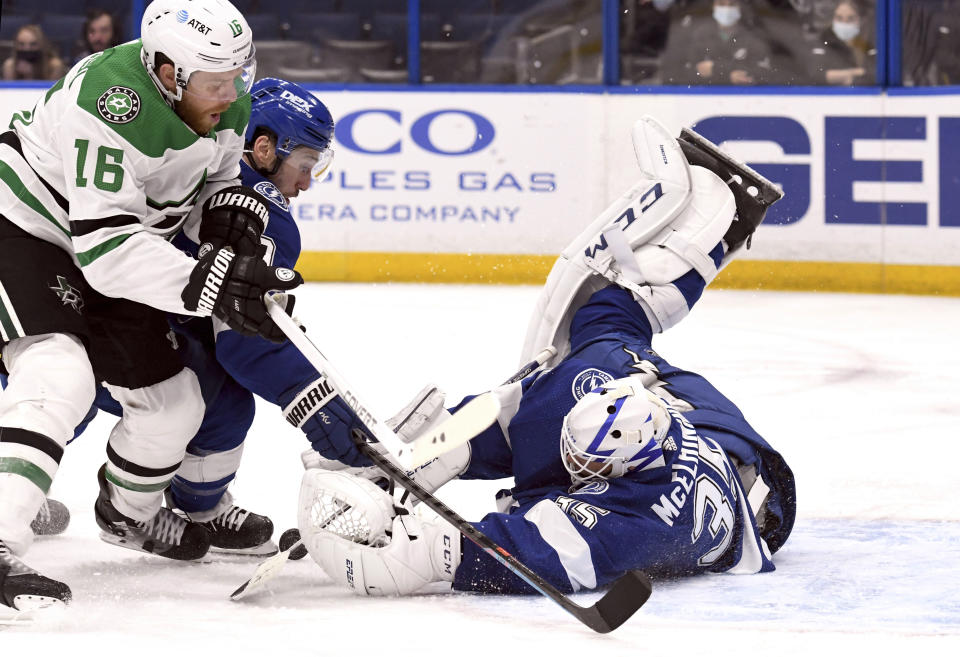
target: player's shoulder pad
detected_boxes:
[71,43,200,157]
[252,180,290,213]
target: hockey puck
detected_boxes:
[279,528,308,560]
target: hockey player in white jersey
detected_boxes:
[67,78,343,558]
[294,118,796,598]
[0,0,303,617]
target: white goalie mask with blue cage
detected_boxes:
[561,378,671,484]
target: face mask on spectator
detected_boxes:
[652,0,675,11]
[15,50,42,64]
[832,20,860,42]
[713,6,741,27]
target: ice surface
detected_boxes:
[4,283,959,654]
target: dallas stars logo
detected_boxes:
[50,275,84,314]
[97,86,141,124]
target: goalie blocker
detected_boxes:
[519,116,783,365]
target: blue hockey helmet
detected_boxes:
[246,78,335,178]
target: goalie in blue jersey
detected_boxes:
[294,117,798,596]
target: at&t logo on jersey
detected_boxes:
[254,180,289,211]
[97,86,141,124]
[571,368,614,401]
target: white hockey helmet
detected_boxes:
[561,377,671,484]
[141,0,256,103]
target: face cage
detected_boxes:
[560,420,629,485]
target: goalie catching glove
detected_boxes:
[181,246,303,343]
[299,470,460,595]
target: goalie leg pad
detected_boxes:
[520,119,737,363]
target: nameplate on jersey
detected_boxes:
[254,181,289,212]
[283,377,337,428]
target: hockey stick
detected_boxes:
[355,436,652,634]
[503,345,556,385]
[264,295,501,469]
[230,540,302,600]
[232,301,557,601]
[230,346,557,602]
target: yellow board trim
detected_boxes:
[295,252,960,296]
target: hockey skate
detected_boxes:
[168,491,277,557]
[0,540,71,623]
[30,498,70,536]
[195,505,277,557]
[94,465,211,560]
[676,127,783,256]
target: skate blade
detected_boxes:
[0,598,67,625]
[204,540,279,560]
[98,529,157,555]
[97,530,204,560]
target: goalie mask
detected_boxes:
[561,378,671,484]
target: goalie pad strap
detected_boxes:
[283,376,336,429]
[602,224,646,285]
[584,257,688,333]
[654,229,721,283]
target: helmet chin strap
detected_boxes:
[243,148,283,178]
[141,47,182,107]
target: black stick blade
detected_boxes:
[579,570,653,634]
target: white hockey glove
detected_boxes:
[299,470,460,596]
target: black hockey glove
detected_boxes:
[198,185,271,257]
[181,246,303,343]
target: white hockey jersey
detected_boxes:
[0,40,249,315]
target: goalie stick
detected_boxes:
[355,436,652,634]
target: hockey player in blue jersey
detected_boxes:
[52,78,368,558]
[293,117,797,596]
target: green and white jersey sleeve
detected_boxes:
[3,41,250,315]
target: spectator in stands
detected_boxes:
[661,0,773,85]
[620,0,673,58]
[900,0,960,86]
[619,0,675,83]
[804,0,875,85]
[2,25,66,81]
[73,9,124,64]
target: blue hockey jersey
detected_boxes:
[170,161,320,410]
[450,285,797,594]
[85,162,323,444]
